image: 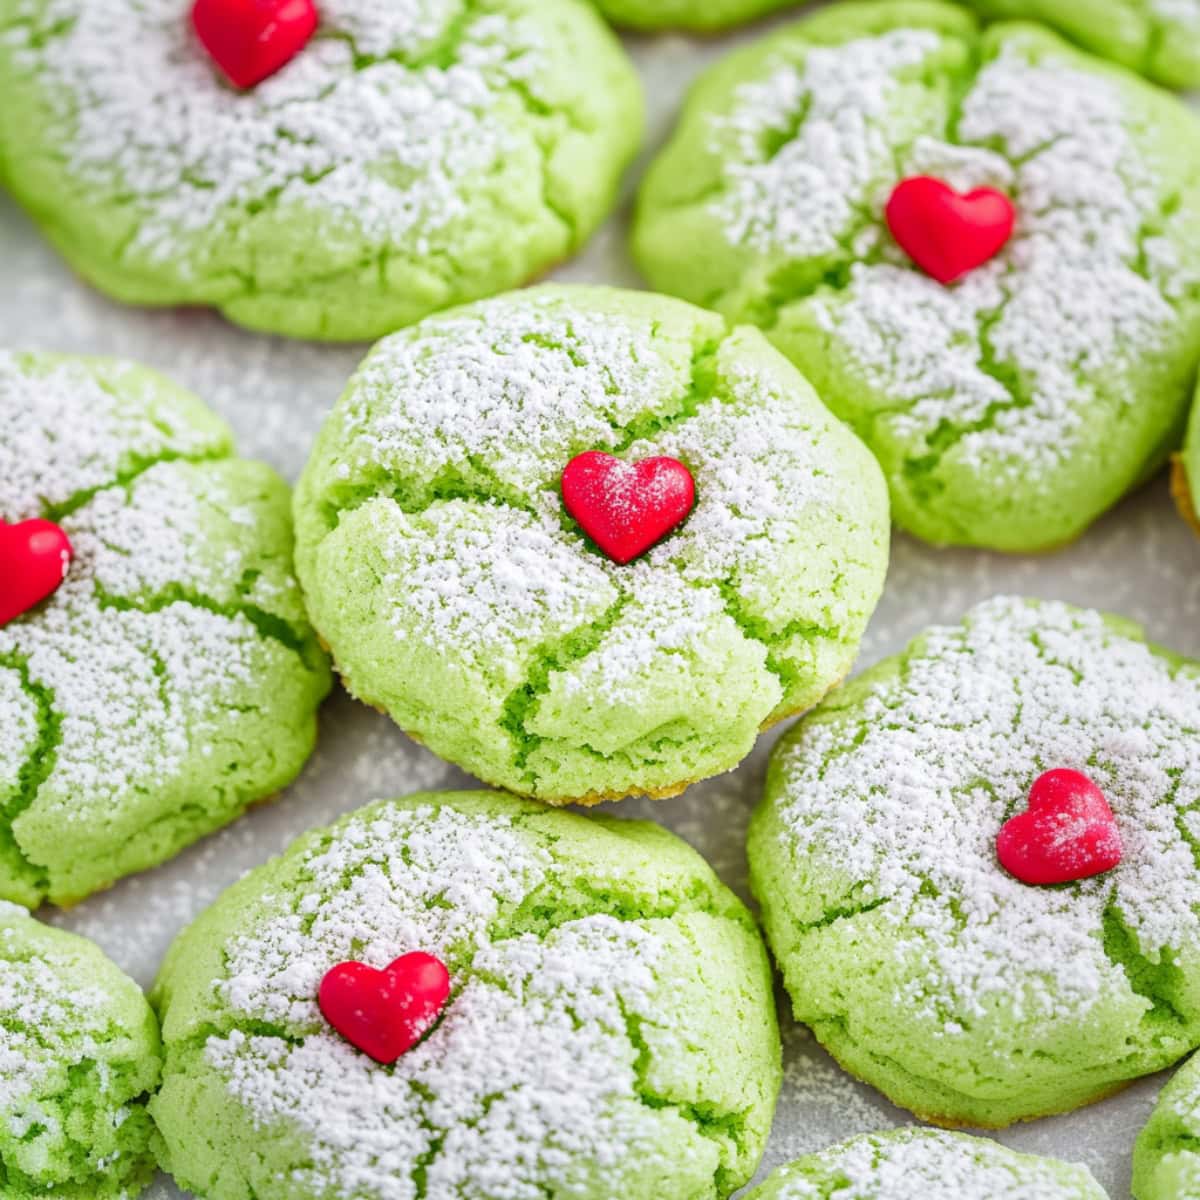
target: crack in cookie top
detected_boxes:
[753,596,1200,1101]
[634,4,1200,550]
[745,1129,1105,1200]
[154,793,779,1200]
[294,285,889,801]
[0,903,159,1196]
[0,353,327,907]
[0,0,642,337]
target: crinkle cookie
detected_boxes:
[749,596,1200,1127]
[634,1,1200,551]
[1135,1052,1200,1199]
[0,902,161,1199]
[1173,389,1200,533]
[743,1128,1106,1200]
[150,790,782,1200]
[293,285,889,803]
[0,352,330,907]
[0,0,643,341]
[594,0,795,32]
[962,0,1200,88]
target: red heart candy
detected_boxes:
[885,176,1015,284]
[996,769,1123,886]
[318,951,450,1064]
[0,520,73,628]
[192,0,318,90]
[561,451,695,565]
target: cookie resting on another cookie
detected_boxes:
[634,1,1200,551]
[293,284,890,804]
[750,596,1200,1127]
[151,790,782,1200]
[0,352,329,907]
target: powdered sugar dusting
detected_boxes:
[769,596,1200,1029]
[1,0,546,260]
[204,799,710,1200]
[305,289,885,734]
[753,1128,1103,1199]
[0,354,317,902]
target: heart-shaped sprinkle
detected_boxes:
[318,951,450,1064]
[996,769,1123,886]
[0,520,73,628]
[561,451,695,565]
[885,176,1015,284]
[192,0,318,90]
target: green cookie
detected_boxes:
[0,902,161,1199]
[749,595,1200,1128]
[1177,392,1200,531]
[0,352,330,907]
[634,1,1200,551]
[594,0,796,32]
[744,1129,1106,1199]
[294,284,889,803]
[962,1,1200,88]
[0,0,643,341]
[1135,1052,1200,1199]
[151,790,782,1200]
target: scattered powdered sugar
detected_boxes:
[760,1128,1101,1199]
[207,801,694,1200]
[1,0,546,261]
[1150,0,1200,30]
[771,596,1200,1027]
[0,355,309,897]
[709,31,944,258]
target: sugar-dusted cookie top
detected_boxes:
[1135,1050,1200,1199]
[0,902,161,1199]
[750,595,1200,1127]
[294,284,889,802]
[0,0,643,340]
[635,1,1200,550]
[0,353,329,906]
[744,1128,1105,1200]
[964,0,1200,88]
[151,790,782,1200]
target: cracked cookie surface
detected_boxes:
[293,284,890,803]
[0,901,162,1199]
[743,1128,1105,1199]
[0,352,330,907]
[961,0,1200,87]
[0,0,643,340]
[150,789,782,1200]
[749,595,1200,1128]
[633,0,1200,551]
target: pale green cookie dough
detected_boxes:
[0,902,161,1199]
[151,790,782,1200]
[594,0,796,32]
[294,284,889,803]
[634,1,1200,551]
[0,0,643,341]
[963,1,1200,88]
[744,1129,1106,1199]
[0,353,330,907]
[1135,1052,1200,1199]
[749,596,1200,1128]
